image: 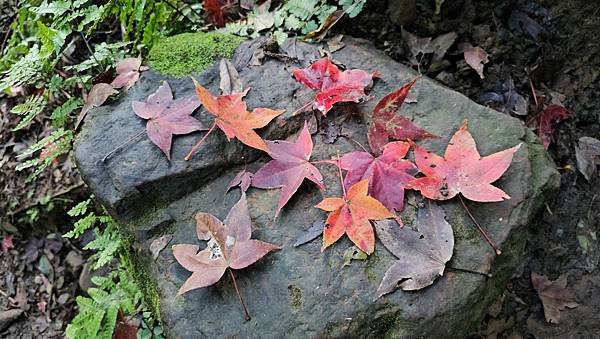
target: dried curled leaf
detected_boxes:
[531,273,579,324]
[374,200,454,298]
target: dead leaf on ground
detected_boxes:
[463,43,489,79]
[110,57,148,90]
[219,59,243,95]
[304,10,345,41]
[342,246,367,267]
[150,234,173,260]
[293,220,325,247]
[226,167,253,193]
[374,200,454,298]
[575,136,600,182]
[327,35,345,53]
[531,273,579,324]
[247,0,274,32]
[76,83,117,129]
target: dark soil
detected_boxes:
[339,0,599,337]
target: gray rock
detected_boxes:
[74,38,559,338]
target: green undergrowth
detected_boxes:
[148,32,245,77]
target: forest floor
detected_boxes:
[1,0,599,337]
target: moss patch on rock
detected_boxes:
[148,32,244,77]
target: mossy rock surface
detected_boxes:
[74,38,559,338]
[148,32,244,77]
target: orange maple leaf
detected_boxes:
[316,179,394,254]
[185,79,285,160]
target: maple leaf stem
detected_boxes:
[458,195,502,256]
[291,101,313,116]
[184,121,217,161]
[340,134,368,152]
[228,268,251,321]
[334,153,347,199]
[102,129,145,162]
[447,265,493,278]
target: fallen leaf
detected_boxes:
[480,78,528,116]
[172,193,279,296]
[293,220,325,247]
[429,32,458,62]
[367,78,437,154]
[76,83,117,129]
[401,28,433,66]
[150,234,173,260]
[252,122,324,217]
[2,234,14,253]
[575,136,600,181]
[247,0,274,32]
[327,34,345,53]
[132,81,204,159]
[374,200,454,297]
[316,179,394,254]
[110,57,148,90]
[226,167,253,193]
[113,310,139,339]
[463,44,489,79]
[304,10,345,41]
[342,246,367,267]
[293,57,377,115]
[409,120,521,202]
[219,59,243,95]
[36,299,47,314]
[528,104,570,149]
[508,9,544,42]
[340,141,417,213]
[192,80,285,154]
[531,273,578,324]
[203,0,225,27]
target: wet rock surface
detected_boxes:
[74,38,559,338]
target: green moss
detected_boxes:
[287,285,303,309]
[365,252,382,284]
[148,32,245,77]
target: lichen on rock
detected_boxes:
[148,32,244,77]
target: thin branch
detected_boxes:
[229,268,251,321]
[7,182,85,216]
[447,265,493,278]
[458,194,501,255]
[102,130,145,162]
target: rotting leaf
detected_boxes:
[293,57,378,115]
[219,59,243,95]
[463,44,489,79]
[76,83,117,129]
[132,81,204,160]
[293,220,325,247]
[374,200,454,298]
[527,104,570,149]
[367,78,437,154]
[304,10,345,41]
[531,273,579,324]
[575,136,600,181]
[252,122,324,217]
[226,167,253,193]
[150,234,173,260]
[316,179,394,254]
[341,141,417,213]
[110,57,148,90]
[172,193,280,296]
[203,0,225,27]
[327,34,345,53]
[409,120,521,202]
[342,246,368,267]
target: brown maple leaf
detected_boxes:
[110,57,149,90]
[531,273,579,324]
[185,79,285,159]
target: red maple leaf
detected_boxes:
[172,194,279,296]
[252,122,324,217]
[132,81,204,160]
[203,0,225,27]
[2,235,14,253]
[185,80,285,159]
[226,167,253,193]
[340,141,417,213]
[409,120,521,202]
[528,104,570,149]
[292,57,378,115]
[316,179,394,254]
[368,78,437,154]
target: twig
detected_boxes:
[79,32,100,66]
[184,121,217,161]
[340,134,368,153]
[229,268,251,321]
[7,182,85,216]
[334,152,346,199]
[291,101,313,116]
[458,194,501,256]
[102,130,145,162]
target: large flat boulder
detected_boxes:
[74,38,559,338]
